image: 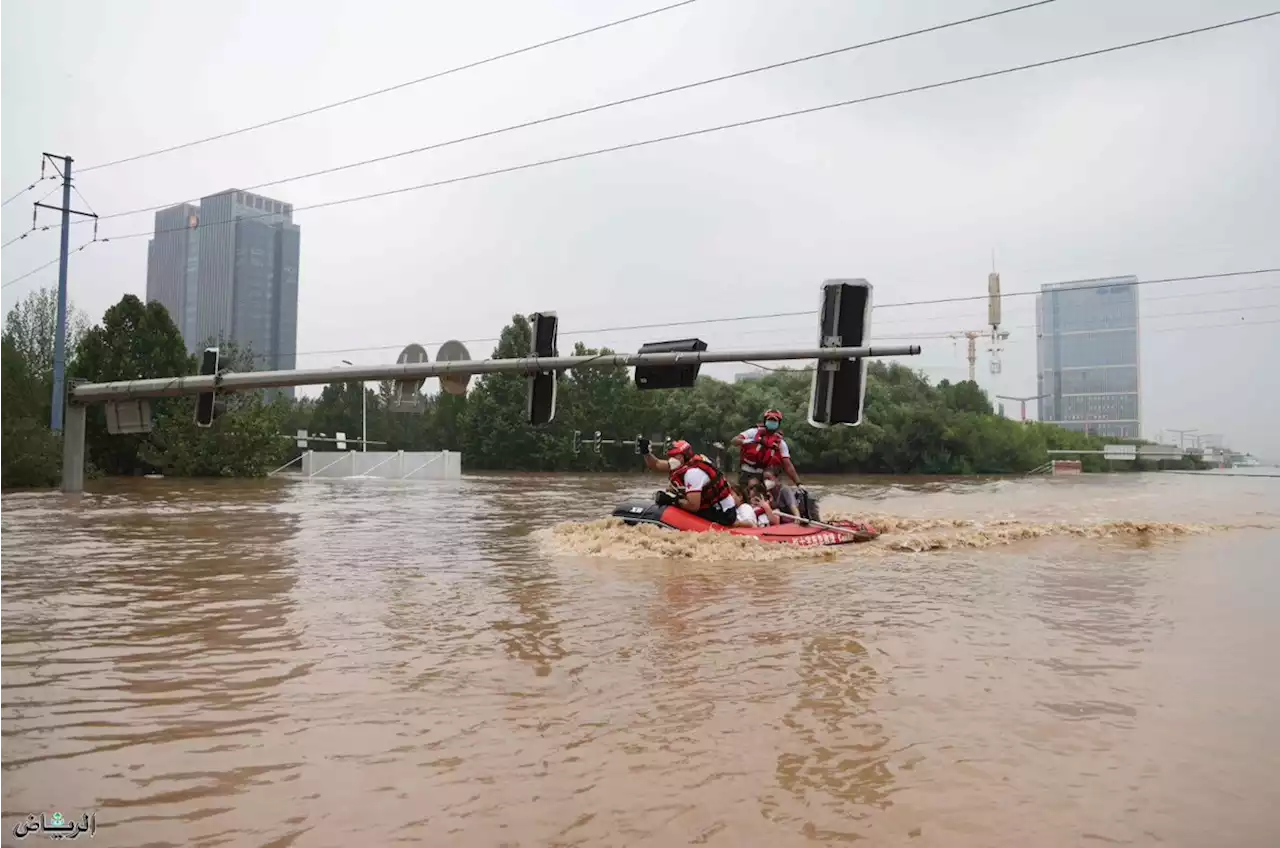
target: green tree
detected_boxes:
[70,295,190,475]
[143,340,293,477]
[275,318,1189,477]
[3,286,90,383]
[457,314,570,469]
[1,336,62,488]
[309,380,374,448]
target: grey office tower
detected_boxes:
[1035,276,1142,439]
[145,189,300,399]
[145,203,201,345]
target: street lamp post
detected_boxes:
[341,360,366,452]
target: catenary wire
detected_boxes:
[75,0,705,173]
[2,177,50,208]
[85,0,1062,226]
[6,16,1274,296]
[0,240,100,289]
[1,231,40,250]
[67,10,1280,252]
[250,269,1280,363]
[741,318,1280,372]
[280,314,1280,380]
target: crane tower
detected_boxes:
[987,271,1008,374]
[948,270,1009,382]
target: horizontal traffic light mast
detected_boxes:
[60,279,917,492]
[69,343,917,402]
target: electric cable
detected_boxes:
[73,10,1279,252]
[85,0,1061,226]
[0,240,100,289]
[741,317,1280,373]
[255,269,1280,363]
[2,177,51,208]
[75,0,705,173]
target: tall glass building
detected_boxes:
[144,203,201,346]
[145,189,300,398]
[1035,276,1141,439]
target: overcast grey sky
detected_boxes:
[3,0,1277,456]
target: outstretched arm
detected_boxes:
[639,438,666,473]
[782,457,801,487]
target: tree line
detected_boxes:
[3,290,1199,488]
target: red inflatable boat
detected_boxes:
[611,499,878,546]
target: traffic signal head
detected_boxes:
[194,346,220,428]
[808,279,873,427]
[527,312,559,425]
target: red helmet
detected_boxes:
[763,409,783,423]
[667,439,694,459]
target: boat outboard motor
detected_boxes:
[611,498,671,527]
[796,488,820,522]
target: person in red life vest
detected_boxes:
[638,437,738,527]
[731,409,801,490]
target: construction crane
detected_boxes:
[946,270,1009,383]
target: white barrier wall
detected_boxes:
[300,450,462,481]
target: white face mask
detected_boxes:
[668,457,683,471]
[765,478,777,491]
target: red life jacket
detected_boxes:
[740,428,785,470]
[670,455,732,507]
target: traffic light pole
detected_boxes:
[60,278,913,494]
[68,344,921,402]
[61,402,86,493]
[60,341,921,493]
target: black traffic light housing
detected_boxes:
[808,279,873,427]
[194,346,221,428]
[633,338,707,390]
[527,312,558,425]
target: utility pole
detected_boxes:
[996,393,1048,422]
[34,154,97,433]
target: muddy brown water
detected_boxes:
[3,471,1279,846]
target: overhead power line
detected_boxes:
[80,10,1280,250]
[742,318,1280,373]
[75,0,705,174]
[549,269,1280,336]
[7,13,1275,291]
[0,240,99,289]
[87,0,1062,225]
[866,303,1280,340]
[1,231,40,250]
[274,310,1280,368]
[260,269,1279,363]
[2,176,52,208]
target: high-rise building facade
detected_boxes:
[144,189,300,397]
[144,203,201,345]
[1035,275,1141,439]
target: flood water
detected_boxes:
[3,471,1279,846]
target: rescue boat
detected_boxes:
[610,498,878,546]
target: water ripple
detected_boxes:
[4,473,1278,846]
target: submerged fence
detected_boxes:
[294,450,462,481]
